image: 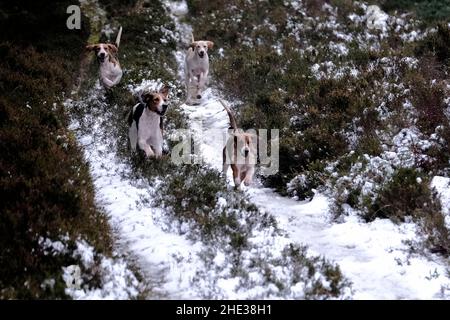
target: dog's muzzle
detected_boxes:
[198,51,205,58]
[158,104,169,116]
[98,53,106,63]
[242,148,250,158]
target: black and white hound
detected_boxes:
[128,86,170,157]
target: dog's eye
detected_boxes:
[153,98,159,102]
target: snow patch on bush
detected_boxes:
[39,236,141,300]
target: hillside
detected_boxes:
[1,0,449,299]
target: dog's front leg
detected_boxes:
[232,166,241,188]
[101,76,116,89]
[222,147,230,178]
[185,71,191,96]
[193,73,205,99]
[129,126,138,153]
[188,78,199,101]
[109,75,122,87]
[200,70,208,89]
[243,167,254,186]
[198,72,206,89]
[138,139,155,157]
[153,145,163,158]
[222,163,229,176]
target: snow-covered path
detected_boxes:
[67,84,205,299]
[180,93,450,299]
[68,0,450,300]
[168,0,450,297]
[249,188,450,299]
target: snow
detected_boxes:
[175,81,450,299]
[67,83,204,299]
[165,1,450,299]
[431,176,450,229]
[70,80,325,299]
[432,176,450,215]
[74,239,95,267]
[70,87,450,298]
[63,254,141,300]
[329,42,349,57]
[248,190,450,299]
[365,5,389,33]
[39,237,68,255]
[310,61,360,80]
[166,0,188,16]
[62,265,83,292]
[39,235,141,299]
[64,0,450,300]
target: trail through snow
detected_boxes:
[68,83,204,299]
[69,0,450,300]
[179,91,450,299]
[169,1,450,299]
[180,93,450,299]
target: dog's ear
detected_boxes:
[142,92,153,104]
[206,41,214,49]
[159,86,170,98]
[190,42,196,49]
[85,44,99,51]
[229,131,240,139]
[107,44,118,54]
[245,133,257,144]
[245,133,258,145]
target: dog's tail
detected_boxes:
[191,33,195,43]
[219,99,237,131]
[115,26,123,48]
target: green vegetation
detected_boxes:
[368,168,449,254]
[70,0,350,298]
[185,0,450,257]
[6,0,448,298]
[375,0,450,22]
[367,168,437,222]
[0,0,113,298]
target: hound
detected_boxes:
[86,27,123,88]
[220,100,257,187]
[185,34,214,103]
[128,86,170,157]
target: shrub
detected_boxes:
[416,0,450,23]
[379,0,450,23]
[287,161,326,200]
[0,1,113,298]
[366,168,440,223]
[356,134,382,156]
[250,243,352,299]
[150,162,351,298]
[153,163,274,244]
[409,75,446,135]
[418,197,450,255]
[415,23,450,68]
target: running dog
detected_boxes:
[220,100,257,187]
[128,86,170,157]
[86,27,123,88]
[185,34,214,103]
